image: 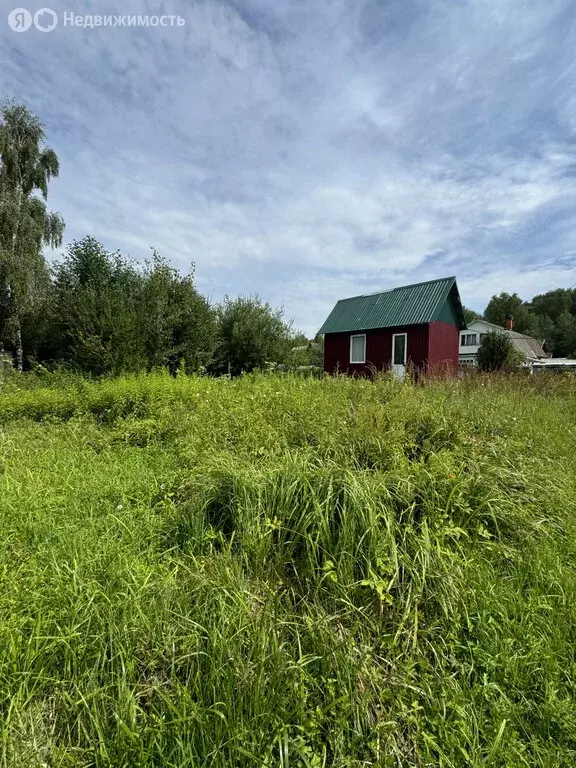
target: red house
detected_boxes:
[319,276,466,376]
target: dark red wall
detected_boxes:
[323,324,429,375]
[427,321,459,373]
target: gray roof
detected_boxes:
[510,336,549,360]
[467,319,549,360]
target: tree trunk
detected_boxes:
[15,322,23,372]
[5,282,23,372]
[9,191,24,372]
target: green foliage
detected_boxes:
[529,288,574,322]
[50,237,146,375]
[463,305,480,325]
[47,238,217,376]
[476,331,521,371]
[524,313,556,348]
[553,312,576,358]
[0,101,64,369]
[138,252,216,374]
[1,372,576,766]
[284,334,324,370]
[212,295,293,376]
[483,288,576,357]
[483,292,531,332]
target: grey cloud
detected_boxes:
[1,0,576,334]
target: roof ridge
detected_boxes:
[336,276,455,303]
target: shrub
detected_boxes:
[476,330,523,371]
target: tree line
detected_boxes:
[0,101,319,376]
[465,288,576,358]
[2,101,574,377]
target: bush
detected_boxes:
[211,296,293,376]
[476,330,522,371]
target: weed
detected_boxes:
[0,372,575,766]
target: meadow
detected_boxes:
[0,369,575,767]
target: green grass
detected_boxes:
[0,370,575,766]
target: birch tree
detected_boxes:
[0,102,64,370]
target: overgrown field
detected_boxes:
[1,371,575,767]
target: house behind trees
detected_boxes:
[459,318,549,367]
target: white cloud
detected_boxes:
[1,0,576,334]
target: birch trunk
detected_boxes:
[15,324,23,372]
[8,188,24,372]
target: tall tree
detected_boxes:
[524,313,556,353]
[0,102,64,370]
[50,239,216,375]
[553,312,576,358]
[529,289,574,323]
[483,292,531,333]
[51,237,145,375]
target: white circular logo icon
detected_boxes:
[8,7,32,31]
[34,7,57,31]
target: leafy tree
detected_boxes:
[138,252,216,373]
[49,238,217,376]
[0,102,64,370]
[476,331,521,372]
[463,306,480,326]
[529,289,574,323]
[524,313,556,353]
[285,333,324,369]
[50,237,145,375]
[212,296,292,376]
[19,263,53,366]
[552,312,576,358]
[483,292,531,333]
[286,333,325,369]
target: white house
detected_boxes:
[459,319,549,367]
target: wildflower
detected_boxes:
[116,504,123,511]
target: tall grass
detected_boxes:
[0,371,575,766]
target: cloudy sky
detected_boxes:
[2,0,576,334]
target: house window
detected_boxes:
[350,334,366,364]
[460,333,478,346]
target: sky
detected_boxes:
[2,0,576,335]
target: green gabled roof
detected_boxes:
[318,276,466,334]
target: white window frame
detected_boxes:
[461,333,478,347]
[349,334,366,364]
[392,333,408,366]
